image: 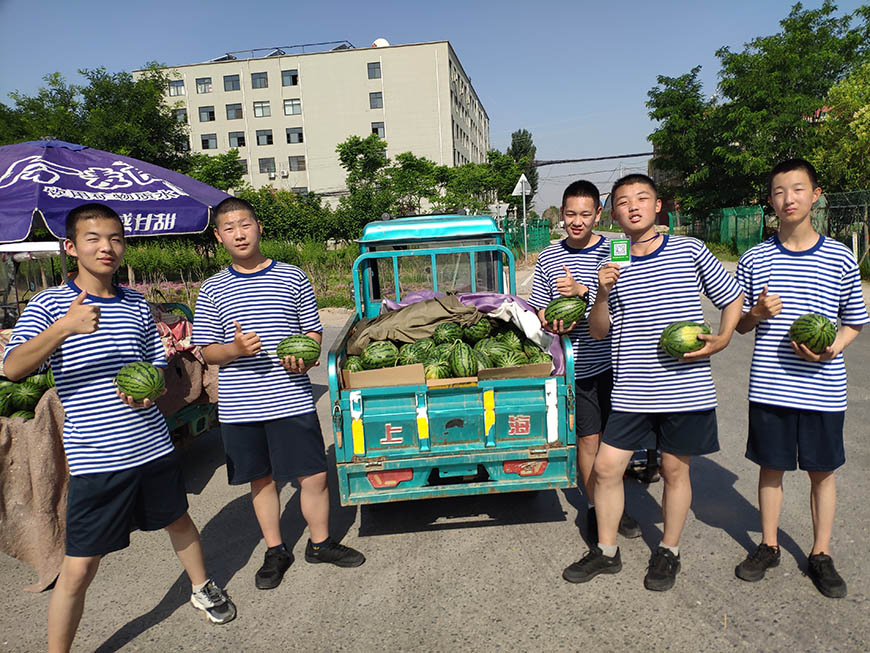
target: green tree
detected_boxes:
[506,128,538,204]
[334,134,393,238]
[236,185,335,243]
[387,152,441,216]
[814,61,870,190]
[542,206,561,229]
[188,149,246,191]
[4,73,83,143]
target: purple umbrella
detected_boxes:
[0,140,230,242]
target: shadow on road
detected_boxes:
[358,489,566,536]
[94,444,356,652]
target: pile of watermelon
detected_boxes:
[345,315,553,380]
[0,370,55,420]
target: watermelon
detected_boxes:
[544,296,587,326]
[474,349,493,370]
[448,340,478,377]
[789,313,837,354]
[479,339,512,362]
[522,340,541,358]
[526,349,553,365]
[398,342,426,366]
[462,316,492,343]
[0,392,12,417]
[494,349,529,368]
[659,321,711,359]
[496,325,525,351]
[428,342,455,362]
[361,341,399,369]
[10,382,43,412]
[0,380,14,395]
[344,356,364,373]
[9,410,34,420]
[28,372,54,391]
[114,361,166,401]
[276,335,321,365]
[46,369,55,387]
[415,337,435,355]
[424,360,451,380]
[433,322,463,345]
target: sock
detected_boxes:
[598,543,618,557]
[192,579,209,593]
[310,537,330,549]
[268,543,287,553]
[660,543,679,556]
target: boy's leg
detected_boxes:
[251,475,283,547]
[48,555,101,653]
[808,470,835,555]
[164,512,206,585]
[576,433,599,503]
[758,467,785,546]
[659,452,692,547]
[592,443,635,547]
[298,471,330,544]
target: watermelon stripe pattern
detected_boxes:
[115,362,166,401]
[736,235,869,411]
[192,260,322,423]
[276,335,321,365]
[2,281,173,475]
[529,237,611,379]
[603,235,742,413]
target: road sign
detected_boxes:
[511,173,531,197]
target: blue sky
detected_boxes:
[1,0,865,208]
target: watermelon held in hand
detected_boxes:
[276,335,321,365]
[361,341,399,369]
[10,381,43,412]
[789,313,837,354]
[659,321,711,359]
[344,356,364,373]
[544,296,587,326]
[114,361,166,401]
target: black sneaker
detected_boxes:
[644,547,681,591]
[255,547,292,590]
[562,546,622,583]
[190,580,237,624]
[807,553,847,598]
[586,507,598,544]
[305,538,365,568]
[735,543,780,582]
[618,511,641,539]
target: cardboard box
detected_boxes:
[426,376,478,389]
[341,363,425,389]
[477,362,553,380]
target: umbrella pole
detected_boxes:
[58,240,68,280]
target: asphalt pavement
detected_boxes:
[1,265,869,652]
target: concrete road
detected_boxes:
[1,302,869,652]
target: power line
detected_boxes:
[534,152,653,168]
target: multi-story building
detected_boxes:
[140,39,489,199]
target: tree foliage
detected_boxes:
[506,128,538,205]
[235,185,335,243]
[188,149,246,191]
[647,1,870,215]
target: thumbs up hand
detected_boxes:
[751,284,782,321]
[232,320,262,357]
[556,264,588,298]
[61,290,100,335]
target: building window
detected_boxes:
[196,77,212,94]
[286,127,303,144]
[224,74,240,91]
[239,159,248,174]
[369,92,383,109]
[168,80,185,96]
[288,155,306,171]
[371,121,385,138]
[259,157,276,174]
[201,133,217,150]
[291,187,308,195]
[173,108,187,124]
[253,100,271,117]
[225,103,243,120]
[198,106,215,122]
[367,62,381,79]
[229,131,246,148]
[251,72,268,89]
[281,69,299,86]
[256,129,273,146]
[283,98,302,116]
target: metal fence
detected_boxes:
[502,218,551,254]
[816,191,870,266]
[669,206,764,255]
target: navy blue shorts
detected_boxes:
[220,411,328,485]
[746,402,845,472]
[602,409,719,456]
[575,369,613,438]
[66,451,189,557]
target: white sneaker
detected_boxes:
[190,580,237,624]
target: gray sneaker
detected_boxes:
[190,580,237,624]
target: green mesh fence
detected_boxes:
[503,218,550,254]
[672,205,764,254]
[816,191,870,266]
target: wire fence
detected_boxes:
[502,218,551,254]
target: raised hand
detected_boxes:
[233,320,261,357]
[556,264,587,298]
[62,290,100,334]
[597,263,621,296]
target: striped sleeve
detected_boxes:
[142,300,168,368]
[528,258,551,311]
[191,285,224,346]
[735,250,754,312]
[2,293,57,367]
[695,242,742,308]
[294,269,323,333]
[839,257,870,326]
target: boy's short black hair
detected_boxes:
[213,197,257,226]
[611,173,657,201]
[562,180,600,209]
[65,203,124,242]
[768,158,819,195]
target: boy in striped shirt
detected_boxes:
[192,197,364,592]
[4,204,235,652]
[734,159,868,598]
[562,174,743,591]
[529,180,640,544]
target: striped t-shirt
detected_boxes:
[2,281,173,476]
[192,260,322,423]
[529,237,611,379]
[604,235,743,413]
[736,234,869,412]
